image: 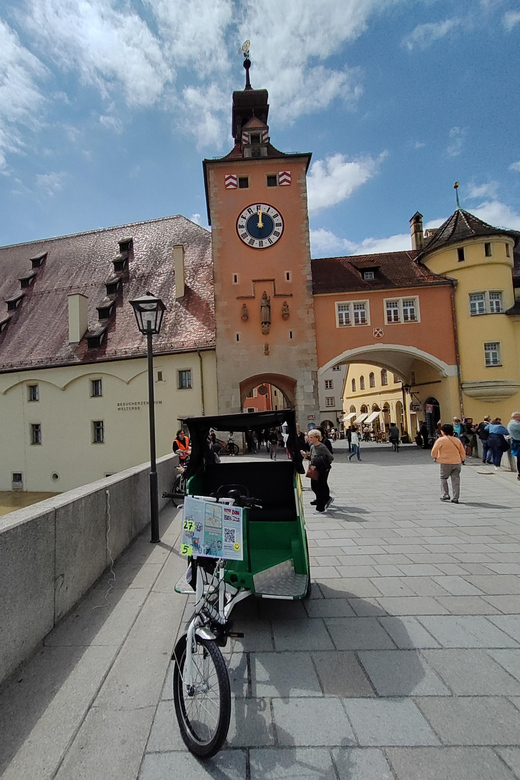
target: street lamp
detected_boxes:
[130,292,166,543]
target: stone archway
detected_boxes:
[239,373,296,409]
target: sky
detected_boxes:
[1,0,520,257]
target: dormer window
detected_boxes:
[19,270,38,289]
[363,271,375,281]
[112,254,128,273]
[96,298,116,320]
[86,324,108,349]
[30,252,47,269]
[6,292,24,311]
[0,316,11,333]
[250,133,261,144]
[118,237,133,255]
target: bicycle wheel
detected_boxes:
[173,634,231,758]
[228,442,239,456]
[170,473,184,507]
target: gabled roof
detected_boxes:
[420,208,517,256]
[0,215,214,373]
[311,251,451,295]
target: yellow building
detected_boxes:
[343,364,408,439]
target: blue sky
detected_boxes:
[1,0,520,256]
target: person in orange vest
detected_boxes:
[172,429,190,464]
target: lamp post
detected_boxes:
[130,292,166,543]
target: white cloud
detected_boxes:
[178,83,230,149]
[470,200,520,231]
[466,180,499,200]
[21,0,173,108]
[35,170,67,195]
[307,152,386,214]
[503,10,520,31]
[190,213,202,225]
[403,18,461,51]
[446,126,467,157]
[0,19,48,170]
[510,160,520,173]
[310,227,411,258]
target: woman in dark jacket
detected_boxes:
[301,429,334,513]
[486,418,509,469]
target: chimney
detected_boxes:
[173,245,185,299]
[68,293,88,343]
[410,212,424,250]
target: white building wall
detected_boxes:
[1,351,216,493]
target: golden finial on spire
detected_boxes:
[454,181,461,209]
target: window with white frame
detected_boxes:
[381,369,388,386]
[91,379,102,397]
[469,291,503,315]
[325,396,335,407]
[28,384,39,402]
[336,300,369,327]
[484,342,501,367]
[324,379,333,389]
[30,423,41,445]
[385,297,419,324]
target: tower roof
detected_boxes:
[420,208,516,256]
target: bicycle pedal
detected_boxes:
[228,632,244,638]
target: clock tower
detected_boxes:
[203,51,319,423]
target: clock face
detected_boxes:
[236,204,284,249]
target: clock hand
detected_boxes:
[257,208,263,229]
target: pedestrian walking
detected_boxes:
[485,417,510,470]
[388,422,400,451]
[301,428,334,513]
[348,427,361,461]
[431,423,466,503]
[267,428,279,460]
[507,412,520,481]
[477,416,492,463]
[346,426,352,452]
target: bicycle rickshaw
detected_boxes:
[170,409,310,758]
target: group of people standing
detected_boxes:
[431,411,520,503]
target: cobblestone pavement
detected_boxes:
[2,441,520,779]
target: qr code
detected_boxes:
[224,528,235,543]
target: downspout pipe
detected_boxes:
[197,349,205,415]
[450,281,464,418]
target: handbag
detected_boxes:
[500,435,510,453]
[306,464,320,480]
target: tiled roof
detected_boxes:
[420,208,517,256]
[311,251,451,295]
[0,215,214,373]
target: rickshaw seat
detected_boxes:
[203,461,297,522]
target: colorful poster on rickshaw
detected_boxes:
[181,496,244,560]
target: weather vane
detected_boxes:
[238,40,252,89]
[454,181,461,210]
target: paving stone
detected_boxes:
[434,596,499,615]
[272,698,355,746]
[332,747,394,779]
[386,746,518,780]
[488,615,520,642]
[319,578,384,598]
[398,565,445,577]
[343,698,440,746]
[487,649,520,682]
[325,617,396,650]
[416,616,520,648]
[358,650,450,696]
[422,649,520,694]
[463,575,520,595]
[272,618,335,651]
[251,652,322,698]
[431,576,485,596]
[226,696,276,747]
[348,598,386,617]
[496,747,520,777]
[250,747,337,779]
[375,597,448,616]
[379,617,441,649]
[146,700,185,752]
[304,598,356,618]
[139,749,247,780]
[485,564,520,574]
[368,578,415,597]
[415,696,520,745]
[312,650,375,697]
[312,566,342,579]
[336,566,379,578]
[483,595,520,613]
[401,578,451,597]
